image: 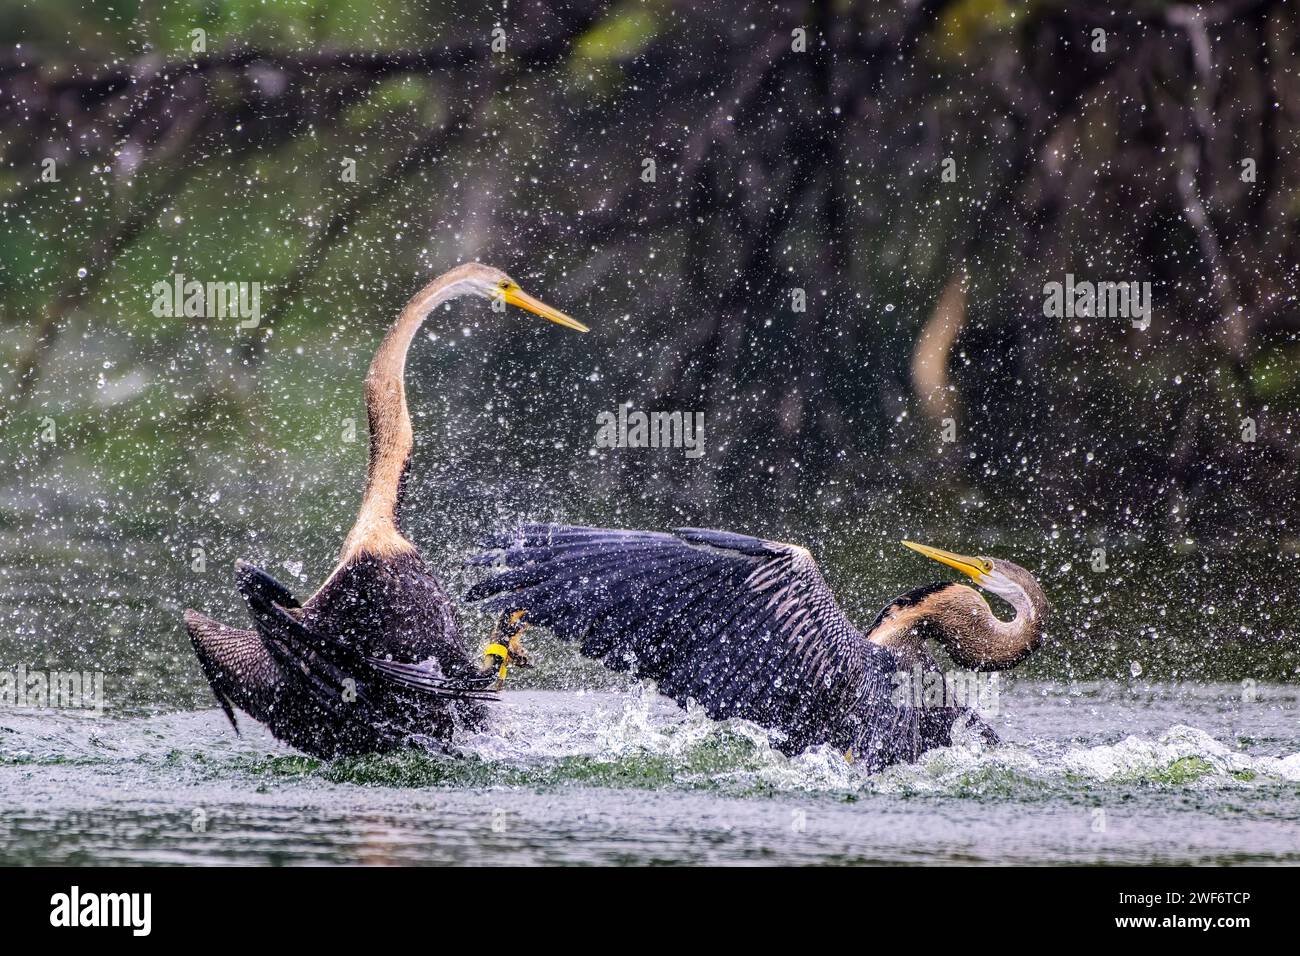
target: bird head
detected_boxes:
[461,263,588,332]
[901,540,1045,623]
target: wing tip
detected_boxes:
[181,609,242,732]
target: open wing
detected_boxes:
[467,524,899,754]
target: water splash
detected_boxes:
[2,689,1298,799]
[1061,724,1300,784]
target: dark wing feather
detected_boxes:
[236,562,495,707]
[365,657,498,700]
[240,587,374,708]
[468,524,900,755]
[235,559,301,609]
[183,610,275,731]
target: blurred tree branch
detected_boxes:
[2,0,1297,537]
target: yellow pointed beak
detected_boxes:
[504,286,589,333]
[901,540,989,582]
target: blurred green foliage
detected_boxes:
[1,0,1297,701]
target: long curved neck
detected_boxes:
[868,581,1046,671]
[339,265,478,562]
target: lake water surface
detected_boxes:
[2,682,1297,865]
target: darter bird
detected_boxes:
[467,526,1048,771]
[183,263,586,758]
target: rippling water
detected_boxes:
[2,682,1297,865]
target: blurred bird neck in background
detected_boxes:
[340,267,481,564]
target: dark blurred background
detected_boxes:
[1,0,1297,700]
